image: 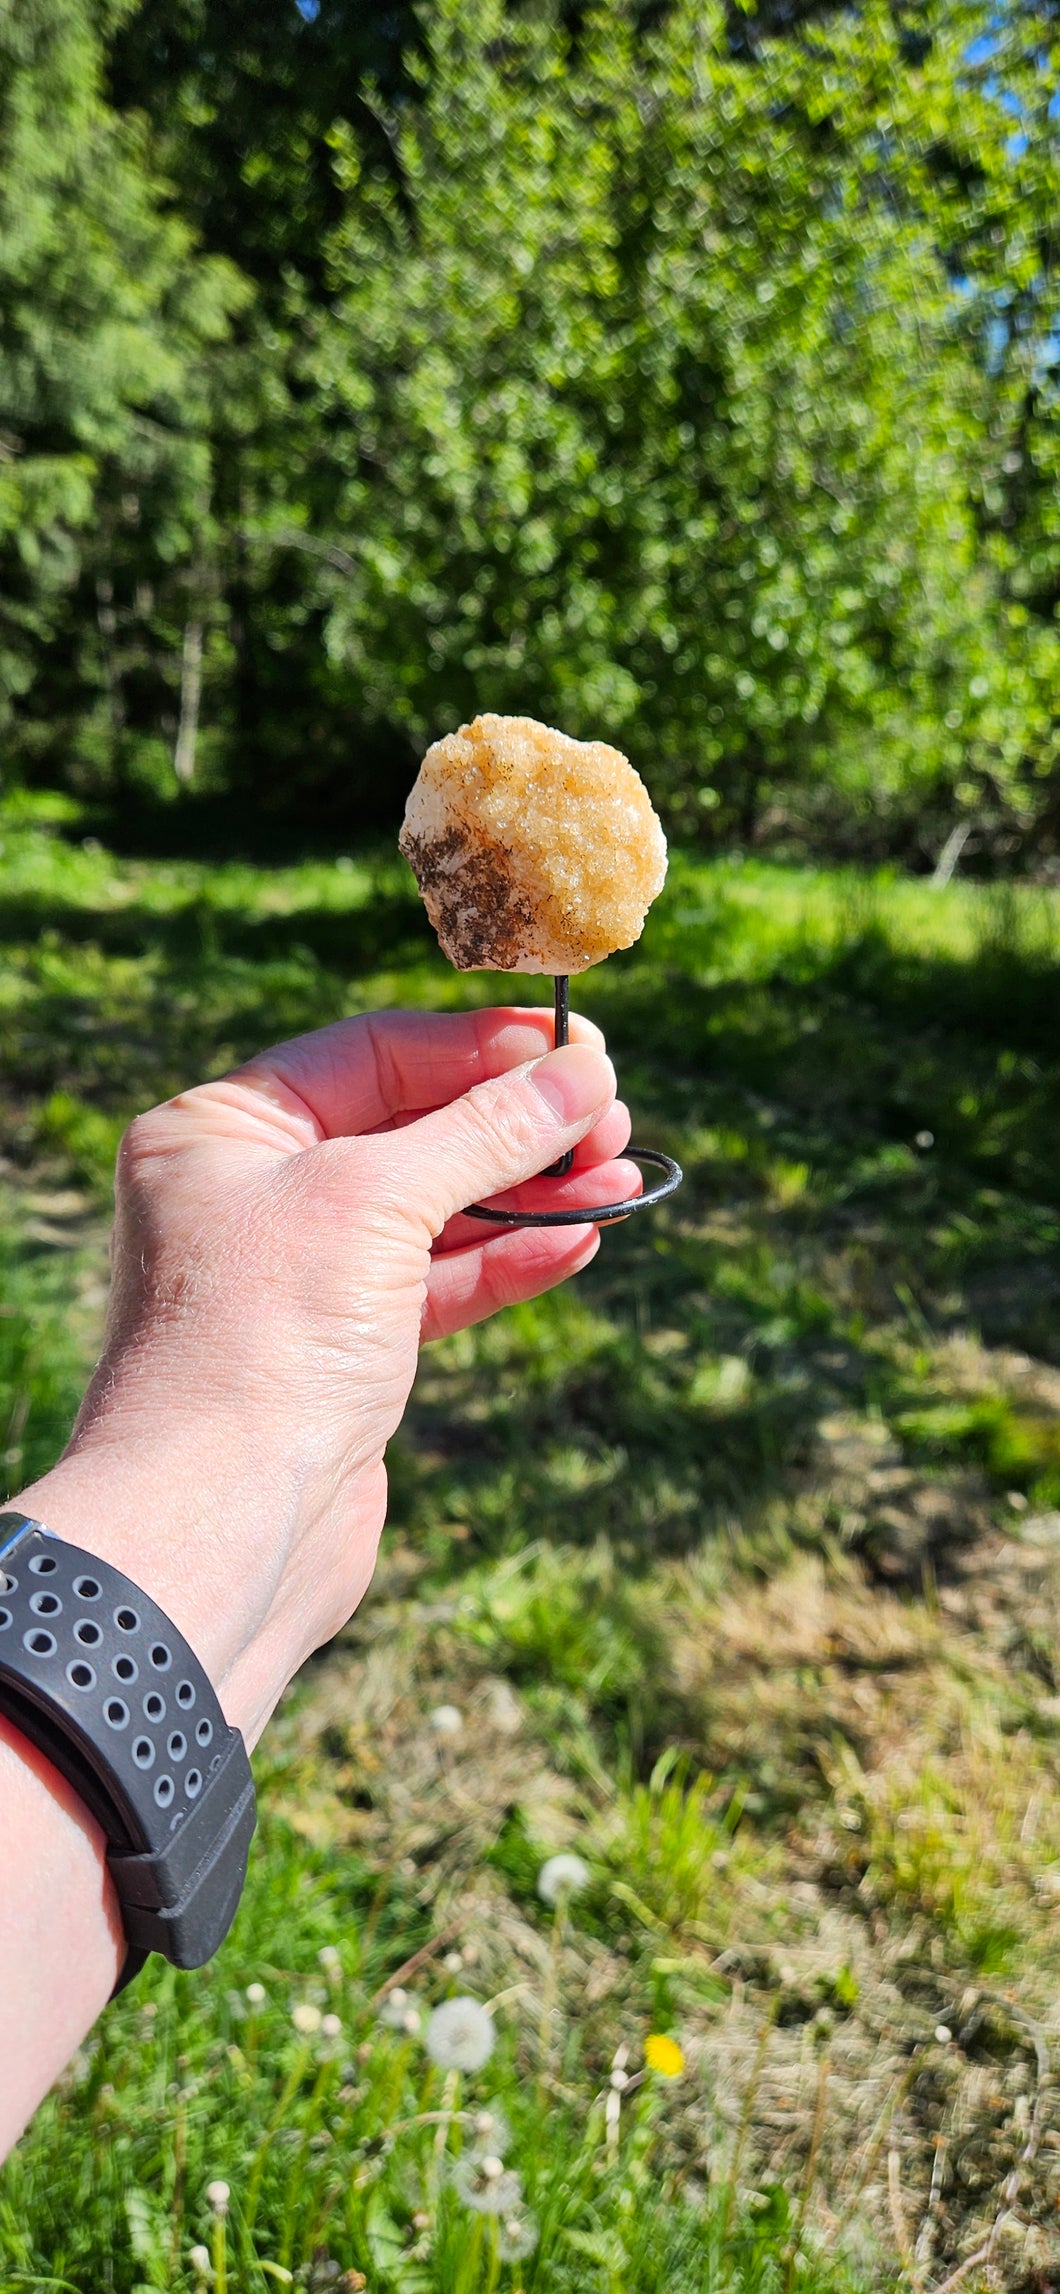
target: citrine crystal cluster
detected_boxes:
[399,713,667,974]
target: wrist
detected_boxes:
[10,1421,385,1749]
[11,1433,284,1742]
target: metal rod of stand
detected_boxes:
[554,972,570,1049]
[545,974,573,1176]
[464,965,683,1226]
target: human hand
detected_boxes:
[15,1006,633,1745]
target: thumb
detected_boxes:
[380,1042,617,1235]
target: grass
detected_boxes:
[2,790,1060,2291]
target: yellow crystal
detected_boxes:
[399,713,667,974]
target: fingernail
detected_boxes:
[530,1043,614,1123]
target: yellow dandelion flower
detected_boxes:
[645,2033,685,2078]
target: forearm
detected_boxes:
[0,1713,122,2155]
[0,1447,287,2159]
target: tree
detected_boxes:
[6,0,1058,854]
[292,0,1009,841]
[927,2,1060,852]
[0,0,243,789]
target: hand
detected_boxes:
[15,1005,633,1745]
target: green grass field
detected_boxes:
[2,793,1060,2293]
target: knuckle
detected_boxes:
[463,1069,540,1158]
[115,1108,167,1185]
[114,1098,198,1205]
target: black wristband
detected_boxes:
[0,1512,256,1990]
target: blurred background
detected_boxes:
[3,6,1060,2291]
[3,0,1060,863]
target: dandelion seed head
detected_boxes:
[644,2033,685,2078]
[471,2106,511,2154]
[498,2212,539,2263]
[318,1945,341,1975]
[429,1704,463,1736]
[245,1982,266,2006]
[379,1988,420,2031]
[321,2013,343,2039]
[480,2154,504,2180]
[537,1852,590,1906]
[444,1951,464,1973]
[452,2156,522,2215]
[189,2245,212,2276]
[291,2002,322,2036]
[205,2180,230,2214]
[425,1996,496,2072]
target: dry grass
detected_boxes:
[252,1454,1060,2286]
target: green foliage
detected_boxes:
[895,1393,1060,1503]
[0,0,246,781]
[0,1227,88,1489]
[304,0,1023,837]
[34,1089,125,1187]
[1,0,1059,849]
[464,1544,659,1719]
[596,1754,748,1937]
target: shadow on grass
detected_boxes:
[389,920,1060,1619]
[0,885,434,971]
[6,871,1060,1617]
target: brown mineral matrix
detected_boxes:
[399,713,667,973]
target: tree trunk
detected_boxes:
[931,820,972,889]
[174,619,204,786]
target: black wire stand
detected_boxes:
[463,974,683,1229]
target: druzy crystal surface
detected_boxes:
[399,713,667,973]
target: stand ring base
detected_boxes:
[463,1147,683,1229]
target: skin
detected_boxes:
[0,1005,636,2157]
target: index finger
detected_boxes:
[233,1005,606,1142]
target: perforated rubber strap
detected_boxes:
[0,1513,256,1992]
